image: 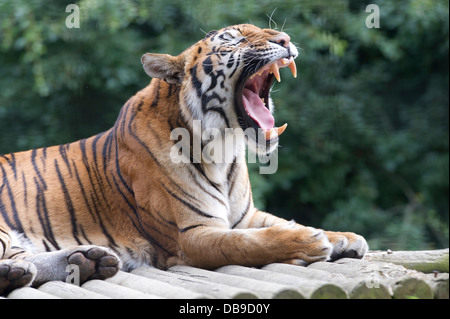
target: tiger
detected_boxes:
[0,23,368,295]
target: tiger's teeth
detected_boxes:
[264,128,275,140]
[288,60,297,78]
[276,123,288,136]
[271,63,281,82]
[264,123,288,140]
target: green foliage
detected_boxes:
[0,0,448,250]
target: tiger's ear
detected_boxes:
[141,53,185,84]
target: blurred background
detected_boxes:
[0,0,448,250]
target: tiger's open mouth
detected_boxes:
[236,57,297,141]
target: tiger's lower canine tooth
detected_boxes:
[276,123,288,136]
[263,123,288,140]
[264,128,274,140]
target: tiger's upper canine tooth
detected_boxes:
[288,60,297,78]
[271,63,281,82]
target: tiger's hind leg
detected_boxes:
[0,228,37,295]
[2,228,121,290]
[0,259,37,295]
[24,245,121,287]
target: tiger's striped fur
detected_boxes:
[0,24,368,295]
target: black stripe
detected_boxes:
[0,177,15,230]
[113,134,134,197]
[119,101,132,140]
[72,159,97,223]
[80,139,110,209]
[42,239,51,252]
[138,205,177,229]
[34,177,60,250]
[167,82,174,96]
[8,250,27,259]
[0,234,8,257]
[54,159,82,245]
[227,54,235,69]
[186,167,227,207]
[111,174,136,215]
[192,162,223,195]
[227,160,239,197]
[232,195,251,229]
[179,224,206,233]
[0,165,25,233]
[111,174,169,259]
[135,207,178,244]
[134,206,179,245]
[190,64,203,98]
[227,157,237,181]
[59,144,73,178]
[102,130,114,181]
[80,226,93,245]
[22,172,28,206]
[89,192,119,248]
[0,154,17,180]
[40,147,48,172]
[90,134,111,205]
[151,82,160,108]
[31,149,47,190]
[135,99,145,112]
[228,54,241,79]
[1,243,6,257]
[203,56,213,75]
[161,182,217,219]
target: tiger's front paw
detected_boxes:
[324,231,369,261]
[270,222,333,265]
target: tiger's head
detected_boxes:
[141,24,298,155]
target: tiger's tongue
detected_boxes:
[242,88,274,130]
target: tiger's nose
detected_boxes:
[273,32,291,48]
